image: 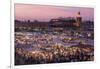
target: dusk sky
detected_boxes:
[15,4,94,21]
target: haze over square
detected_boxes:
[15,4,94,21]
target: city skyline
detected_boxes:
[15,4,94,21]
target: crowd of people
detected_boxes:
[15,30,94,65]
[15,30,93,47]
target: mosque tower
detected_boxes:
[75,11,82,27]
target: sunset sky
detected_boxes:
[15,4,94,21]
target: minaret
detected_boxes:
[75,12,82,27]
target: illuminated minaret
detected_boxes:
[75,12,82,27]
